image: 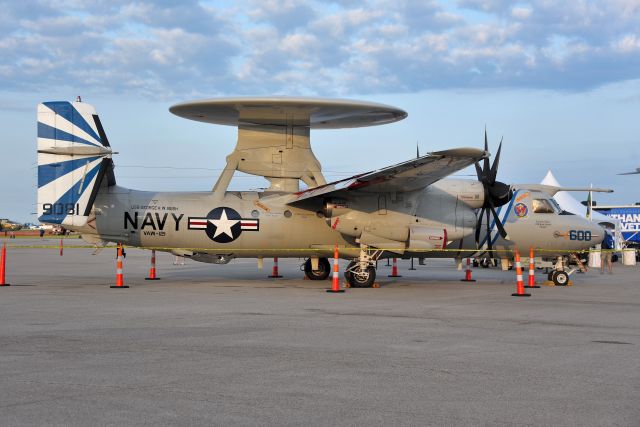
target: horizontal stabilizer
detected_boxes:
[515,184,613,196]
[37,145,113,156]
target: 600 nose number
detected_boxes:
[569,230,592,241]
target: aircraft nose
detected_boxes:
[589,222,606,246]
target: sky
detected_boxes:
[1,0,640,223]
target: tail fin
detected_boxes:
[37,100,116,226]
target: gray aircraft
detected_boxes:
[36,98,610,287]
[618,167,640,175]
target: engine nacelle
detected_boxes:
[432,179,485,209]
[322,197,349,226]
[407,226,447,250]
[323,197,410,241]
[322,184,478,248]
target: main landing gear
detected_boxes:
[344,245,382,288]
[303,257,331,280]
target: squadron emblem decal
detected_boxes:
[514,203,528,218]
[188,207,259,243]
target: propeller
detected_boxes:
[474,130,513,257]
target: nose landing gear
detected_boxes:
[548,270,570,286]
[545,256,575,286]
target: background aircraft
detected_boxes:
[36,98,607,287]
[618,167,640,175]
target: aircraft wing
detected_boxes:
[289,147,486,204]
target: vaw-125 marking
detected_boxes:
[37,98,610,287]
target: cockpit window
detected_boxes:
[532,199,555,214]
[548,198,573,215]
[549,198,561,211]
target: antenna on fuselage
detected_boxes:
[586,183,593,220]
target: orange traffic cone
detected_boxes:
[525,246,540,289]
[388,258,402,277]
[326,245,345,293]
[145,249,161,280]
[110,243,129,288]
[268,257,283,278]
[460,258,476,282]
[0,242,10,286]
[512,248,531,297]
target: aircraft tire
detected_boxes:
[304,258,331,280]
[552,271,569,286]
[345,261,376,288]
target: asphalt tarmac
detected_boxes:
[1,238,639,426]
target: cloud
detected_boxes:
[247,0,316,33]
[0,0,639,97]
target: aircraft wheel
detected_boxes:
[480,259,490,268]
[304,258,331,280]
[345,261,376,288]
[552,271,569,286]
[344,261,355,281]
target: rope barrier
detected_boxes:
[0,243,620,254]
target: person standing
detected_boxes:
[601,229,615,274]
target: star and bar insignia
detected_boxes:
[188,207,259,243]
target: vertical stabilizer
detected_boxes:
[37,101,115,226]
[586,184,593,220]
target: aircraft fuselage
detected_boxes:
[78,181,602,262]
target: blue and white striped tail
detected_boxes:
[37,101,115,226]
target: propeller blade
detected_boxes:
[475,207,485,247]
[489,138,503,184]
[489,204,510,240]
[483,128,490,173]
[475,162,483,181]
[476,129,513,257]
[485,207,493,257]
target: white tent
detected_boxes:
[540,171,611,221]
[541,170,621,248]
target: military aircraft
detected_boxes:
[618,167,640,175]
[36,97,610,288]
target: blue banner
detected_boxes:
[597,207,640,243]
